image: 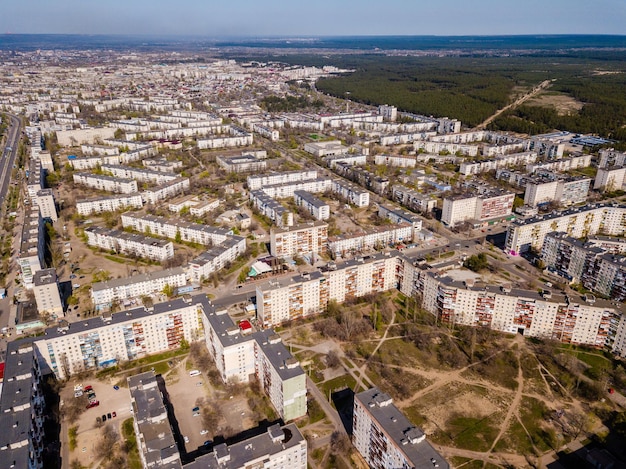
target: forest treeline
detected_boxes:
[309,55,626,138]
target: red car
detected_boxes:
[86,400,100,409]
[84,385,93,392]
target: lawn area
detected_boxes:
[122,418,143,469]
[442,413,502,452]
[319,374,357,397]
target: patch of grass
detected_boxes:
[445,413,501,452]
[122,418,143,469]
[68,425,78,451]
[519,397,555,453]
[319,374,357,398]
[403,405,428,428]
[307,397,326,424]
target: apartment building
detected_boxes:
[256,253,399,327]
[598,148,626,168]
[121,213,232,246]
[91,267,187,309]
[85,226,175,261]
[27,159,43,199]
[459,151,538,176]
[374,154,417,168]
[325,153,367,169]
[168,195,220,216]
[142,157,184,173]
[330,179,370,207]
[261,178,332,199]
[594,167,626,192]
[201,303,307,420]
[252,123,280,141]
[247,170,318,191]
[269,221,328,258]
[18,206,45,288]
[101,164,179,185]
[197,126,253,149]
[41,293,202,376]
[73,172,139,194]
[141,177,190,205]
[128,371,183,469]
[0,342,46,469]
[414,269,621,349]
[68,154,119,170]
[33,268,64,317]
[442,190,514,227]
[256,271,329,326]
[505,204,626,255]
[76,193,144,215]
[334,162,389,195]
[187,236,247,282]
[187,423,306,469]
[353,388,448,469]
[303,140,347,157]
[249,190,294,228]
[216,154,267,173]
[391,185,437,214]
[526,154,592,174]
[35,188,58,221]
[327,224,413,258]
[293,191,330,221]
[377,204,423,235]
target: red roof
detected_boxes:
[239,320,252,331]
[0,362,5,380]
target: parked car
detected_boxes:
[193,412,200,417]
[203,440,212,446]
[200,429,208,435]
[113,385,120,391]
[183,436,189,443]
[84,385,93,391]
[102,414,107,422]
[96,417,101,424]
[74,390,83,398]
[112,411,116,418]
[192,406,200,412]
[107,413,112,419]
[86,400,99,409]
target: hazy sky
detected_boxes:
[2,0,625,36]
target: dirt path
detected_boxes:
[475,79,553,130]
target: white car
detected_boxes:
[200,429,208,435]
[183,436,189,443]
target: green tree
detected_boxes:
[174,229,182,244]
[162,284,175,298]
[463,253,489,272]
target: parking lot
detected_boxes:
[63,378,132,467]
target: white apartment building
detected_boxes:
[414,140,479,156]
[121,213,231,246]
[68,155,120,170]
[414,270,621,350]
[141,177,190,204]
[303,140,347,157]
[168,195,220,216]
[442,191,514,227]
[85,226,175,261]
[374,154,417,168]
[599,148,626,168]
[36,188,58,221]
[247,170,318,191]
[73,172,139,194]
[377,204,423,235]
[91,267,187,309]
[391,185,437,214]
[330,179,370,207]
[459,151,538,175]
[40,293,203,377]
[249,190,294,228]
[293,191,330,221]
[594,167,626,192]
[327,224,413,257]
[18,206,45,288]
[33,268,63,317]
[261,178,331,199]
[101,164,179,185]
[325,153,367,169]
[269,221,328,258]
[505,204,626,255]
[256,271,329,326]
[252,123,280,141]
[526,154,592,173]
[216,154,267,173]
[197,126,253,149]
[76,193,144,216]
[187,236,247,282]
[524,177,591,207]
[353,388,448,469]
